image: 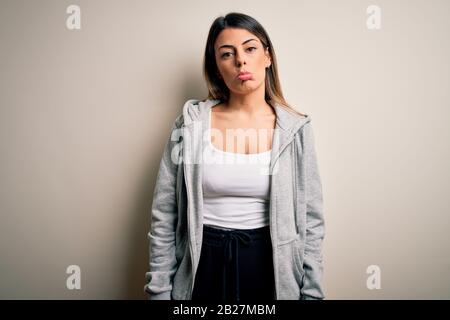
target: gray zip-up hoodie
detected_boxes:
[144,98,325,300]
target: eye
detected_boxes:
[220,47,257,59]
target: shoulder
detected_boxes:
[298,119,315,137]
[173,113,185,129]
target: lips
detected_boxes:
[237,72,253,81]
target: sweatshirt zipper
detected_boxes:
[180,125,196,300]
[184,161,196,300]
[269,182,278,300]
[293,136,300,235]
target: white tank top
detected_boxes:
[202,107,272,230]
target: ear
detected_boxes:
[265,47,272,67]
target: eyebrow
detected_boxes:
[218,38,258,50]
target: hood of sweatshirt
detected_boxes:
[181,98,311,133]
[179,99,312,173]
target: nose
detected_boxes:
[234,48,246,67]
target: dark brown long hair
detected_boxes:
[201,12,306,117]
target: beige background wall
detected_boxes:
[0,0,449,299]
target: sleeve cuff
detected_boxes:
[300,294,324,300]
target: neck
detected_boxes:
[225,85,272,115]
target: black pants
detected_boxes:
[192,224,275,302]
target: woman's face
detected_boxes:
[214,28,271,96]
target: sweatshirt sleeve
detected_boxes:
[299,121,326,300]
[144,116,183,300]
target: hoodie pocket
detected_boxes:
[172,249,193,300]
[292,238,305,285]
[276,238,304,299]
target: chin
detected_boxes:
[231,87,257,95]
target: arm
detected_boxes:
[144,116,183,300]
[299,121,326,300]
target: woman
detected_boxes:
[145,12,325,301]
